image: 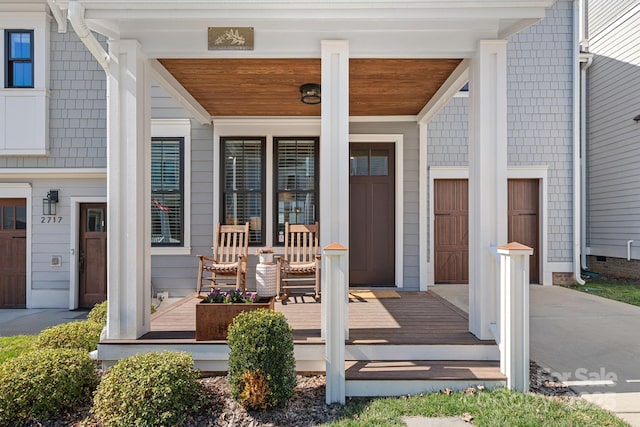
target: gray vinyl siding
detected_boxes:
[587,0,638,39]
[427,0,575,264]
[0,23,107,168]
[29,178,105,291]
[349,121,421,290]
[586,1,640,257]
[150,85,214,294]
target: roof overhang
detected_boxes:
[52,0,554,117]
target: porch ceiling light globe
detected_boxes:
[300,83,321,104]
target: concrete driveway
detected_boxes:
[0,309,87,336]
[432,284,640,426]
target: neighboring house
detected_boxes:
[584,0,640,280]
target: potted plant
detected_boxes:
[195,289,274,341]
[257,246,275,264]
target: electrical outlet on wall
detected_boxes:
[156,292,169,302]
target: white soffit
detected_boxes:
[55,0,552,58]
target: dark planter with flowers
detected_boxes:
[195,289,275,341]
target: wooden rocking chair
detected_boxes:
[276,222,321,301]
[196,222,249,296]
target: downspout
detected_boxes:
[580,53,593,270]
[68,0,109,71]
[573,0,585,285]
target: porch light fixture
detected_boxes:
[633,114,640,122]
[43,190,59,216]
[300,83,321,104]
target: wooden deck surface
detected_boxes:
[146,291,492,346]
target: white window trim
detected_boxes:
[69,196,107,310]
[0,183,32,307]
[150,119,191,255]
[213,118,321,254]
[426,166,549,286]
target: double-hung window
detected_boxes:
[5,30,33,88]
[274,137,319,244]
[221,138,266,245]
[151,138,184,247]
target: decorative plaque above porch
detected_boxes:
[208,27,254,50]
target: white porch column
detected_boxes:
[468,40,508,340]
[320,40,349,339]
[105,39,152,339]
[498,242,533,392]
[323,243,348,404]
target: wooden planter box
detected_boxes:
[195,297,275,341]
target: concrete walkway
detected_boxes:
[432,284,640,427]
[0,308,87,336]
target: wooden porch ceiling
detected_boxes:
[158,58,463,117]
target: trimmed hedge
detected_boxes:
[227,309,296,409]
[92,351,206,427]
[87,301,107,326]
[37,320,103,352]
[0,348,98,425]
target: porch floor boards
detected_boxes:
[143,290,492,346]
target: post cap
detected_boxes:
[324,242,347,251]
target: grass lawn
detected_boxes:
[0,334,37,364]
[567,278,640,307]
[327,388,628,426]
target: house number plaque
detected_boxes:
[208,27,254,50]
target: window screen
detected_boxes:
[151,138,183,246]
[221,138,265,245]
[274,138,318,244]
[5,30,33,88]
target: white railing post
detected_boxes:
[498,242,533,392]
[323,242,348,404]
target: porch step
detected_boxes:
[345,360,506,397]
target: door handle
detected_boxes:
[12,236,26,239]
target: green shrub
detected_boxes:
[92,351,206,427]
[227,309,296,409]
[87,301,107,326]
[37,320,103,352]
[0,348,98,425]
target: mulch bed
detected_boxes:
[26,361,576,426]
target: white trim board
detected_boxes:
[350,134,404,288]
[426,166,550,287]
[69,196,107,310]
[150,119,192,256]
[0,168,107,179]
[0,183,33,307]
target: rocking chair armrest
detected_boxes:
[196,254,217,263]
[275,255,290,267]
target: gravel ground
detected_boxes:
[26,361,576,427]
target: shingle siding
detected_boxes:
[427,0,575,264]
[586,0,640,261]
[0,23,107,169]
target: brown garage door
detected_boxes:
[434,179,540,284]
[508,179,539,283]
[434,180,469,284]
[0,198,27,308]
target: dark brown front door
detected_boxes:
[508,179,540,283]
[0,199,27,308]
[349,143,395,286]
[79,203,107,308]
[434,180,469,284]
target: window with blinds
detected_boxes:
[151,138,183,246]
[221,138,266,245]
[274,138,319,244]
